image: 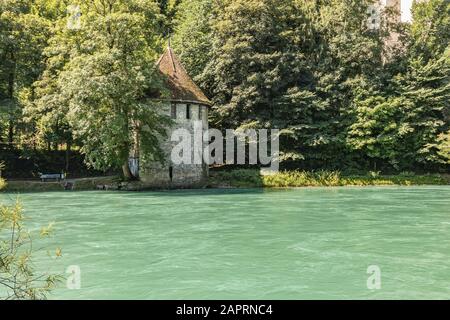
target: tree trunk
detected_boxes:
[65,142,71,173]
[122,161,133,180]
[132,126,140,159]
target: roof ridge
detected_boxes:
[167,46,177,73]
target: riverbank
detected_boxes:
[1,170,449,192]
[1,176,118,192]
[208,169,450,188]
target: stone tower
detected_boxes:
[368,0,402,30]
[138,46,211,188]
[368,0,429,28]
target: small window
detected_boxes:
[171,104,177,119]
[169,166,173,181]
[186,104,191,120]
[198,106,202,120]
[372,19,376,24]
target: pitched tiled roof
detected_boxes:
[156,47,211,106]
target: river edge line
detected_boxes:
[1,170,449,192]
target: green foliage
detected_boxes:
[1,0,449,176]
[347,15,450,170]
[263,170,342,187]
[157,0,182,34]
[410,0,450,61]
[0,200,62,299]
[436,130,450,163]
[1,0,174,178]
[181,0,392,168]
[28,0,171,176]
[0,0,52,145]
[172,0,214,80]
[172,0,449,172]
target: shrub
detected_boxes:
[210,169,448,188]
[0,200,62,299]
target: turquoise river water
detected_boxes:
[1,186,449,299]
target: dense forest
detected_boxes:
[0,0,449,179]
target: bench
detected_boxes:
[40,173,66,182]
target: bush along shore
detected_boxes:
[208,170,450,188]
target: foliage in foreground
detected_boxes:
[209,169,449,188]
[0,200,62,300]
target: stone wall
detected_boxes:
[139,102,209,188]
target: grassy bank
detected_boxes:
[0,178,5,191]
[209,169,450,188]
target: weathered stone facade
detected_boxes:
[138,46,211,188]
[140,102,209,188]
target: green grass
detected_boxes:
[0,178,6,191]
[209,169,449,188]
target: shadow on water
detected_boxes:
[121,187,268,198]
